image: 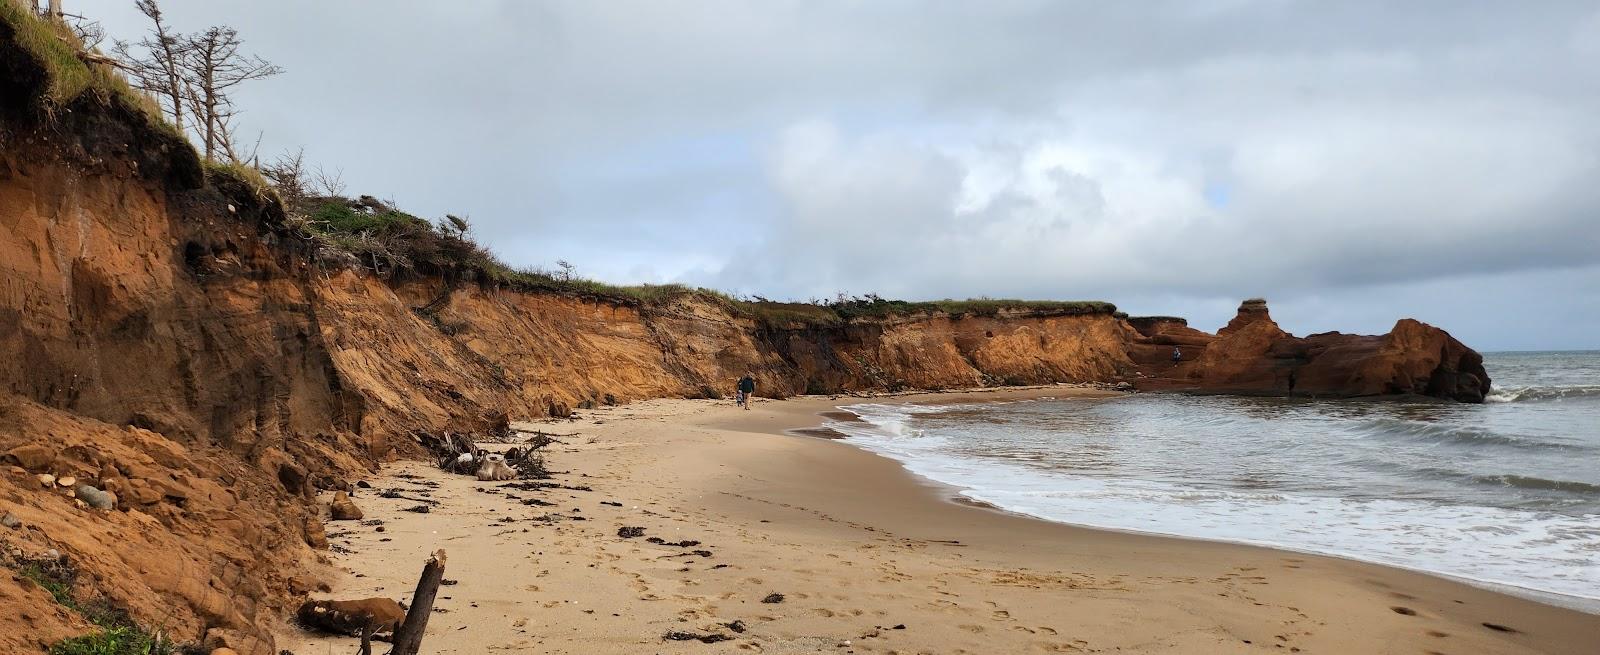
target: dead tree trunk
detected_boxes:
[388,549,446,655]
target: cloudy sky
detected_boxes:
[94,1,1600,350]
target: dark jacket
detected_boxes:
[737,376,756,393]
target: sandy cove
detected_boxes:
[279,388,1600,654]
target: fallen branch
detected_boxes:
[388,550,447,655]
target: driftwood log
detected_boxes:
[388,549,447,655]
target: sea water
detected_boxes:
[826,351,1600,611]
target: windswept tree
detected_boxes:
[182,25,282,162]
[112,0,188,130]
[113,1,282,162]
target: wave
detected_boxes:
[1361,417,1580,452]
[1487,385,1600,403]
[1476,475,1600,495]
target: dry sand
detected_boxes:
[279,388,1600,654]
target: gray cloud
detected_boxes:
[92,0,1600,349]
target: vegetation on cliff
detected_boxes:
[3,4,1115,330]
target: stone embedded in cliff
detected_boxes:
[75,485,116,510]
[3,445,55,471]
[329,492,363,521]
[276,461,310,497]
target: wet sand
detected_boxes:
[279,389,1600,654]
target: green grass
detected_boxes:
[48,626,177,655]
[0,6,172,132]
[18,561,77,609]
[4,548,179,655]
[204,160,277,205]
[310,201,426,234]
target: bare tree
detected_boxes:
[556,260,576,281]
[181,25,282,162]
[112,0,189,131]
[311,165,346,197]
[261,148,308,205]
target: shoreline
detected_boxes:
[280,389,1600,654]
[796,390,1600,615]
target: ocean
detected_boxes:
[827,351,1600,612]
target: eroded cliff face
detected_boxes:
[0,60,1488,655]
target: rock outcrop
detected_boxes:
[1131,300,1490,402]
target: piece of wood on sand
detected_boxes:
[387,549,447,655]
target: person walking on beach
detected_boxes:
[736,373,756,410]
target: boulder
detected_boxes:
[329,492,363,521]
[4,445,55,471]
[303,516,328,549]
[547,399,572,418]
[296,597,405,635]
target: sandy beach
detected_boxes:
[279,388,1600,654]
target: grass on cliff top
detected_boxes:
[468,265,1115,326]
[287,199,1117,326]
[0,5,178,140]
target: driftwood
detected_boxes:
[388,549,447,655]
[418,429,549,479]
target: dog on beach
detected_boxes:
[475,453,517,481]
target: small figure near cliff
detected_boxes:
[1171,347,1182,363]
[737,373,757,410]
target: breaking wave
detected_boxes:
[1486,384,1600,403]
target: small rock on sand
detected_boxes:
[1,512,20,529]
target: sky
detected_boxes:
[90,0,1600,351]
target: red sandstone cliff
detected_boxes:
[1129,300,1490,403]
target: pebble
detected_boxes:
[0,512,19,529]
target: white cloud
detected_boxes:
[90,0,1600,348]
